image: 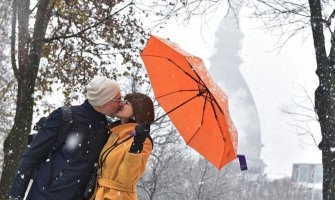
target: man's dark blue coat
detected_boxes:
[10,100,109,200]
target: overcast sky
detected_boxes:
[151,6,322,179]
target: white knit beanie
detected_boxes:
[86,76,121,106]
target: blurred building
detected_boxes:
[291,163,322,200]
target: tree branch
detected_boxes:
[10,0,18,80]
[44,1,133,43]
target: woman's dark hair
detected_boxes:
[124,93,155,123]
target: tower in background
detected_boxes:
[209,6,265,172]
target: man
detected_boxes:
[10,76,122,200]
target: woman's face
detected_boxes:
[115,101,134,119]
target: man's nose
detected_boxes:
[118,102,125,108]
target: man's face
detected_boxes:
[103,93,122,117]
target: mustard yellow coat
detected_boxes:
[90,123,152,200]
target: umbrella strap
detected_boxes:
[237,154,248,171]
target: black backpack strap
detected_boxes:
[51,106,73,150]
[47,106,73,186]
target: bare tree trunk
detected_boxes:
[308,0,335,199]
[0,0,54,198]
[0,0,30,198]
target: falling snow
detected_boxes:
[65,132,83,151]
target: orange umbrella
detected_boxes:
[141,35,239,170]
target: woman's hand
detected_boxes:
[130,122,151,153]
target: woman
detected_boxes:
[90,93,154,200]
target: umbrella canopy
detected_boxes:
[141,35,238,170]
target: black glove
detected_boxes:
[134,122,150,144]
[130,122,151,153]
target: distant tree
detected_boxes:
[135,0,246,34]
[248,1,335,199]
[0,0,15,178]
[0,75,15,178]
[259,178,312,200]
[181,158,239,200]
[222,169,312,200]
[138,124,240,200]
[137,124,190,200]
